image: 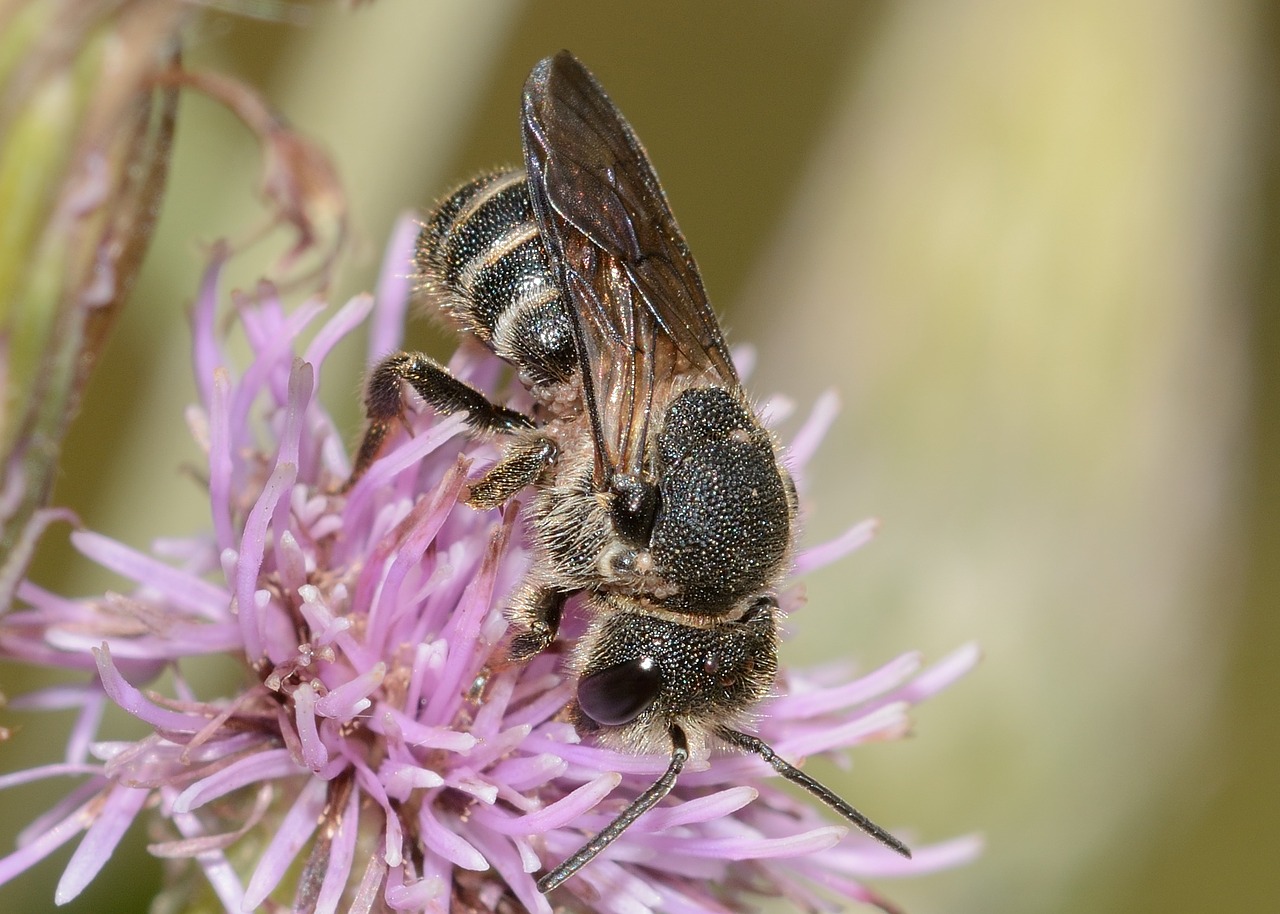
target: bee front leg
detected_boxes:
[508,586,568,661]
[348,351,533,484]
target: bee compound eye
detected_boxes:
[577,656,663,726]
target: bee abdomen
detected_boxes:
[417,169,577,388]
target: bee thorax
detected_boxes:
[648,387,795,615]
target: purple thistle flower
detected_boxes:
[0,219,979,913]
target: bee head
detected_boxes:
[572,595,779,747]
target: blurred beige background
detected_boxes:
[6,1,1277,912]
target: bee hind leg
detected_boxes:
[347,351,533,485]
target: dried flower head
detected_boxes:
[0,222,978,913]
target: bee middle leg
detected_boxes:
[349,351,533,484]
[464,435,557,509]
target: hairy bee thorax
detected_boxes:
[646,386,794,613]
[520,383,795,613]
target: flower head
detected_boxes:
[0,221,978,913]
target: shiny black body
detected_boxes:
[348,51,909,893]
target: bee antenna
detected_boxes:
[537,725,691,894]
[716,726,912,858]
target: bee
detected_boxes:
[349,51,910,892]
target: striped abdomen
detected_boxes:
[416,169,577,388]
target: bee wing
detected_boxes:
[522,51,738,485]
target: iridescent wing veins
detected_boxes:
[520,51,738,486]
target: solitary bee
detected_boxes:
[350,51,909,892]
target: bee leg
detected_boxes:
[463,436,558,510]
[507,586,567,661]
[348,351,533,484]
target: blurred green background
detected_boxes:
[4,1,1278,911]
